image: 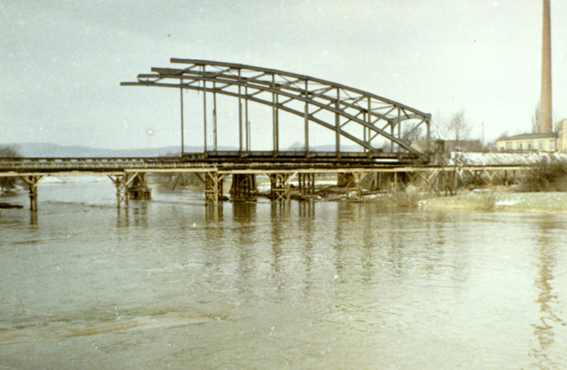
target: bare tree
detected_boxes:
[401,122,424,144]
[446,110,471,142]
[431,111,447,140]
[0,145,22,192]
[430,109,473,146]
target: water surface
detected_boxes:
[1,179,566,369]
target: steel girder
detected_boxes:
[121,58,431,159]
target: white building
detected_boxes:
[496,119,567,153]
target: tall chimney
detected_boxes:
[540,0,553,133]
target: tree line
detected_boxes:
[0,145,22,192]
[402,109,473,144]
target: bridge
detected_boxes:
[121,59,432,163]
[0,59,530,211]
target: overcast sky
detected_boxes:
[2,0,567,151]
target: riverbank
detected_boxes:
[418,190,567,214]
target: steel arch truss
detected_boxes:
[121,58,431,160]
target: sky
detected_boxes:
[1,0,567,152]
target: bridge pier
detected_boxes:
[298,173,316,199]
[428,169,458,196]
[128,173,152,200]
[349,172,363,201]
[205,172,224,206]
[108,174,132,208]
[20,175,46,211]
[229,174,257,201]
[269,173,291,204]
[337,172,363,201]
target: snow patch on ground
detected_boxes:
[495,200,517,206]
[42,175,110,184]
[448,152,567,166]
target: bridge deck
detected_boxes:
[0,151,429,175]
[0,155,529,177]
[0,154,533,210]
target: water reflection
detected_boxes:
[232,202,257,224]
[233,202,257,295]
[269,204,284,278]
[299,207,315,292]
[29,211,38,225]
[4,185,567,368]
[206,204,223,223]
[116,207,129,228]
[384,210,412,277]
[298,201,315,218]
[123,203,149,228]
[270,201,290,218]
[530,216,565,369]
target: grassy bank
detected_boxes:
[419,191,567,214]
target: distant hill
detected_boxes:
[5,143,361,158]
[9,143,201,158]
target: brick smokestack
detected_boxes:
[540,0,553,133]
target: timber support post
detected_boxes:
[348,172,363,202]
[108,173,136,208]
[366,172,379,191]
[394,172,398,193]
[337,172,364,201]
[20,175,46,211]
[439,169,456,196]
[298,173,315,199]
[337,173,356,188]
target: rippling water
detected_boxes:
[1,179,566,369]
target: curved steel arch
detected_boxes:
[121,58,430,159]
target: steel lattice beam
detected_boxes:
[121,59,431,160]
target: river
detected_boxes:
[0,177,566,369]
